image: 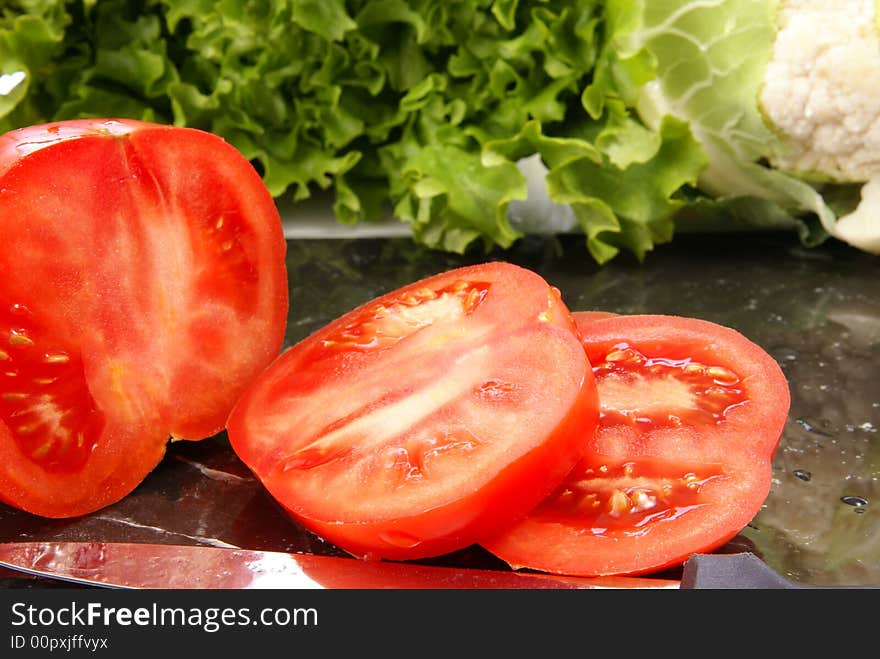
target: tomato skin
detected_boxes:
[0,119,288,518]
[572,310,618,324]
[227,262,599,561]
[481,314,790,577]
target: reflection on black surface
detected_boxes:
[0,232,877,587]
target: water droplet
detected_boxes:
[9,303,31,317]
[793,469,811,482]
[841,495,868,508]
[795,417,837,437]
[776,348,799,361]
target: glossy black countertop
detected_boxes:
[1,231,877,588]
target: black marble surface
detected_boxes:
[1,231,877,588]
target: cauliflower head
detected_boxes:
[760,0,880,183]
[760,0,880,251]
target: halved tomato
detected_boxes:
[481,313,790,576]
[0,119,288,518]
[226,262,599,561]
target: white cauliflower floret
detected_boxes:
[760,0,880,182]
[759,0,880,251]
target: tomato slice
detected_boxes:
[481,313,790,576]
[0,119,288,518]
[571,310,618,324]
[226,262,599,561]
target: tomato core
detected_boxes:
[592,342,747,429]
[322,280,490,350]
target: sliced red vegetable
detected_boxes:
[226,262,599,561]
[481,313,790,577]
[571,310,618,324]
[0,119,288,518]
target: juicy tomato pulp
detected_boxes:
[227,263,599,561]
[0,119,288,517]
[481,313,790,576]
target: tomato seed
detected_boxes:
[30,441,52,459]
[608,489,631,516]
[605,349,633,362]
[8,330,33,347]
[43,353,70,364]
[629,489,657,512]
[706,366,739,386]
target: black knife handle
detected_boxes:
[680,552,804,589]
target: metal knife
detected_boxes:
[0,541,681,589]
[0,541,818,589]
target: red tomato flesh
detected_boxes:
[227,263,599,561]
[0,119,288,518]
[481,313,790,577]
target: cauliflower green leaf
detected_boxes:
[605,0,880,253]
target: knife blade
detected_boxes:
[0,542,681,589]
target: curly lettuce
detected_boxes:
[0,0,713,263]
